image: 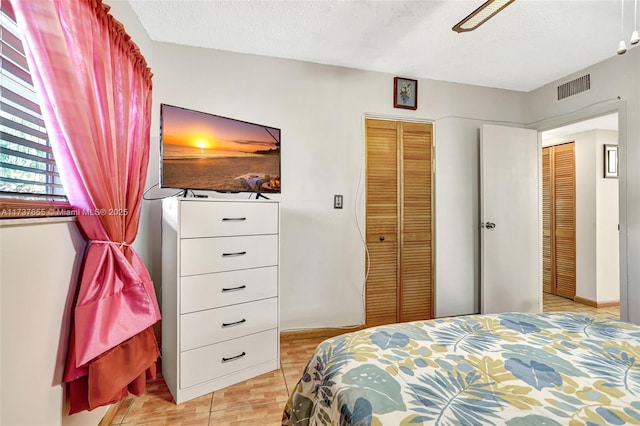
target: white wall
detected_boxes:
[595,130,620,303]
[145,42,528,329]
[527,48,639,322]
[543,130,619,304]
[576,133,598,301]
[0,220,98,426]
[0,2,153,425]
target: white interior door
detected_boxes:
[481,124,541,314]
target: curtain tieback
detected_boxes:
[90,240,131,249]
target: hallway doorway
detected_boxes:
[540,113,619,318]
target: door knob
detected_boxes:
[482,222,496,230]
[379,236,385,241]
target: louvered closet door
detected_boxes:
[365,119,433,327]
[542,147,554,294]
[542,143,576,298]
[553,143,576,299]
[365,119,399,326]
[399,122,433,321]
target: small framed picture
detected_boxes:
[394,77,417,110]
[604,144,618,178]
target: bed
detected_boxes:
[282,312,640,425]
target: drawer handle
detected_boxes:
[222,318,247,328]
[222,251,247,257]
[222,217,246,221]
[222,285,247,293]
[222,352,246,363]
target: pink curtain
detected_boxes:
[9,0,161,413]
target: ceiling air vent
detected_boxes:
[557,74,590,100]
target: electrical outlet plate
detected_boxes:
[334,194,343,209]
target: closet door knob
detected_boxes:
[379,236,385,241]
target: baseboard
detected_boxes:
[574,296,620,308]
[280,326,366,341]
[98,402,121,426]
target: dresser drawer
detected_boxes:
[180,234,278,276]
[181,266,277,314]
[180,201,278,238]
[180,328,278,389]
[181,297,277,351]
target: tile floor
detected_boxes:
[108,294,620,425]
[109,338,324,425]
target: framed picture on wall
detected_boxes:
[604,144,618,178]
[394,77,417,110]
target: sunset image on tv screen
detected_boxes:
[160,104,280,193]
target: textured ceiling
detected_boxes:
[127,0,637,92]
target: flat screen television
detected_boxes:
[160,104,281,194]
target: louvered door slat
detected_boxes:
[400,243,432,321]
[543,143,576,298]
[365,119,399,325]
[400,122,433,322]
[366,119,433,326]
[553,143,576,299]
[542,147,553,294]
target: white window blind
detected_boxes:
[0,2,67,204]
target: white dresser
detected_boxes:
[161,197,279,404]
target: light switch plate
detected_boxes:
[334,194,343,209]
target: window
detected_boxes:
[0,1,70,218]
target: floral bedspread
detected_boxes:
[282,312,640,425]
